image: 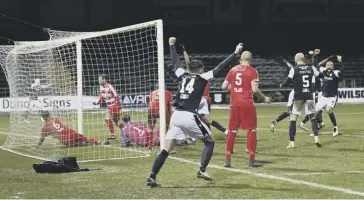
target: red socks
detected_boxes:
[247,131,257,161]
[105,119,115,136]
[225,131,237,160]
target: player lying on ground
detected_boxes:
[121,115,159,151]
[222,51,271,168]
[313,55,343,136]
[24,78,52,123]
[148,85,173,133]
[146,37,244,187]
[280,52,321,148]
[93,74,124,141]
[36,111,109,148]
[181,44,228,135]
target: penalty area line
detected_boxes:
[169,156,364,197]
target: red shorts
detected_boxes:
[229,104,257,130]
[148,109,171,126]
[108,104,122,116]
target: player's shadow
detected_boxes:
[163,184,297,192]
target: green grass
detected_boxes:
[1,104,364,199]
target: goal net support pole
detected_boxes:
[76,41,83,135]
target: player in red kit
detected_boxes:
[36,111,109,148]
[93,74,124,141]
[222,51,271,168]
[148,87,173,150]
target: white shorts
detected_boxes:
[291,100,315,116]
[315,96,338,111]
[165,110,211,140]
[313,92,323,105]
[198,97,210,115]
[28,98,44,111]
[287,90,294,107]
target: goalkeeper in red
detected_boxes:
[93,74,124,141]
[36,111,109,148]
[148,85,173,132]
[222,51,271,168]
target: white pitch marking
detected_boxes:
[169,156,364,197]
[279,171,364,176]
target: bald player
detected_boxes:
[280,53,321,148]
[222,51,271,168]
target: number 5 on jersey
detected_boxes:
[180,78,195,94]
[234,72,243,92]
[302,75,310,88]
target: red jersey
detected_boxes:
[225,64,259,106]
[123,122,159,145]
[97,83,120,108]
[149,89,173,113]
[41,118,79,142]
[203,82,212,105]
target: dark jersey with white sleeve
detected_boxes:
[29,84,52,100]
[283,64,319,100]
[320,64,344,97]
[169,44,237,113]
[173,69,212,112]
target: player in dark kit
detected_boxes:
[315,55,344,136]
[146,37,243,187]
[280,53,321,148]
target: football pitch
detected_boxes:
[0,104,364,199]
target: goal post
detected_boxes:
[1,19,166,162]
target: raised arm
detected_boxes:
[180,44,191,72]
[281,67,295,88]
[334,55,344,81]
[169,37,184,77]
[202,43,243,81]
[318,55,335,66]
[282,58,294,68]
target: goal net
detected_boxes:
[0,20,165,162]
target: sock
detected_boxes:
[246,131,250,151]
[317,111,323,124]
[105,119,115,136]
[211,120,226,133]
[289,121,296,141]
[248,131,257,161]
[147,131,154,150]
[200,141,215,172]
[225,131,236,161]
[311,119,319,136]
[328,112,337,126]
[302,115,310,124]
[275,112,290,123]
[150,150,169,179]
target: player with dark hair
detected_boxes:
[314,55,343,136]
[36,111,109,148]
[24,78,52,123]
[121,115,159,151]
[270,59,295,132]
[280,53,321,148]
[181,44,228,135]
[148,84,173,133]
[93,74,124,142]
[222,51,271,168]
[146,37,243,187]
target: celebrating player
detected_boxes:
[314,55,343,136]
[93,74,124,141]
[36,111,109,148]
[280,53,321,148]
[148,85,173,132]
[24,78,52,123]
[270,59,295,132]
[146,37,243,187]
[181,44,227,135]
[222,51,271,168]
[122,115,159,151]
